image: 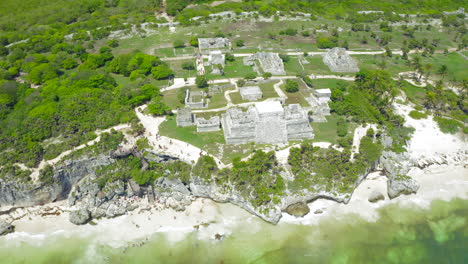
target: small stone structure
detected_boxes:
[176,107,194,127]
[243,52,286,75]
[322,47,359,73]
[284,104,315,140]
[222,102,313,144]
[240,86,262,101]
[196,116,221,132]
[306,88,332,122]
[208,85,223,95]
[222,107,256,144]
[206,51,226,75]
[443,7,465,16]
[198,38,231,54]
[185,89,208,109]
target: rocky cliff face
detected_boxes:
[380,151,420,199]
[0,155,115,208]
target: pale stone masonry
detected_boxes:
[185,90,209,109]
[176,107,194,127]
[222,102,313,144]
[307,88,332,122]
[198,38,231,54]
[243,52,286,75]
[322,47,359,73]
[196,116,221,132]
[240,86,262,101]
[206,51,226,75]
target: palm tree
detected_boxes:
[437,65,448,80]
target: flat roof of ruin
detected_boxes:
[240,86,262,95]
[315,88,332,94]
[255,101,284,114]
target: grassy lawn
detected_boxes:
[166,59,197,78]
[231,81,280,104]
[401,82,427,105]
[159,117,255,163]
[284,57,306,75]
[311,114,339,143]
[309,78,353,90]
[159,117,225,147]
[281,79,311,107]
[354,54,412,76]
[305,56,334,75]
[419,53,467,82]
[208,58,257,79]
[162,88,185,109]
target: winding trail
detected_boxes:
[28,124,131,182]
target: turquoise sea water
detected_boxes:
[0,198,467,264]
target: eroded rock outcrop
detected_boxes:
[0,155,115,208]
[380,151,419,199]
[0,220,14,236]
[284,202,310,217]
[69,208,91,225]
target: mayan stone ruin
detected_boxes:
[196,116,221,132]
[176,107,194,127]
[306,88,332,122]
[240,86,262,101]
[322,47,359,73]
[185,90,209,109]
[206,51,226,75]
[221,102,313,144]
[198,38,231,54]
[243,52,286,75]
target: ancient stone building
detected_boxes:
[222,102,313,144]
[322,47,359,73]
[206,51,226,75]
[284,104,315,140]
[240,86,262,101]
[185,90,208,109]
[306,88,332,122]
[243,52,286,75]
[196,116,221,132]
[198,38,231,54]
[176,107,194,127]
[221,107,256,144]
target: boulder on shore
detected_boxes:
[368,191,385,203]
[387,178,419,199]
[69,208,91,225]
[0,220,14,236]
[284,202,310,217]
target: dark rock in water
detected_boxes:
[314,209,323,214]
[69,208,91,225]
[368,191,385,203]
[284,202,310,217]
[0,220,14,236]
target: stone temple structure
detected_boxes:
[196,116,221,132]
[221,102,313,144]
[240,86,262,101]
[176,107,194,127]
[198,38,231,54]
[306,88,332,122]
[206,51,225,75]
[322,47,359,73]
[243,52,286,75]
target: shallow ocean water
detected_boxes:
[0,198,467,264]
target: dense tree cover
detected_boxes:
[289,129,382,194]
[285,79,299,93]
[330,69,413,152]
[175,0,466,24]
[0,0,163,40]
